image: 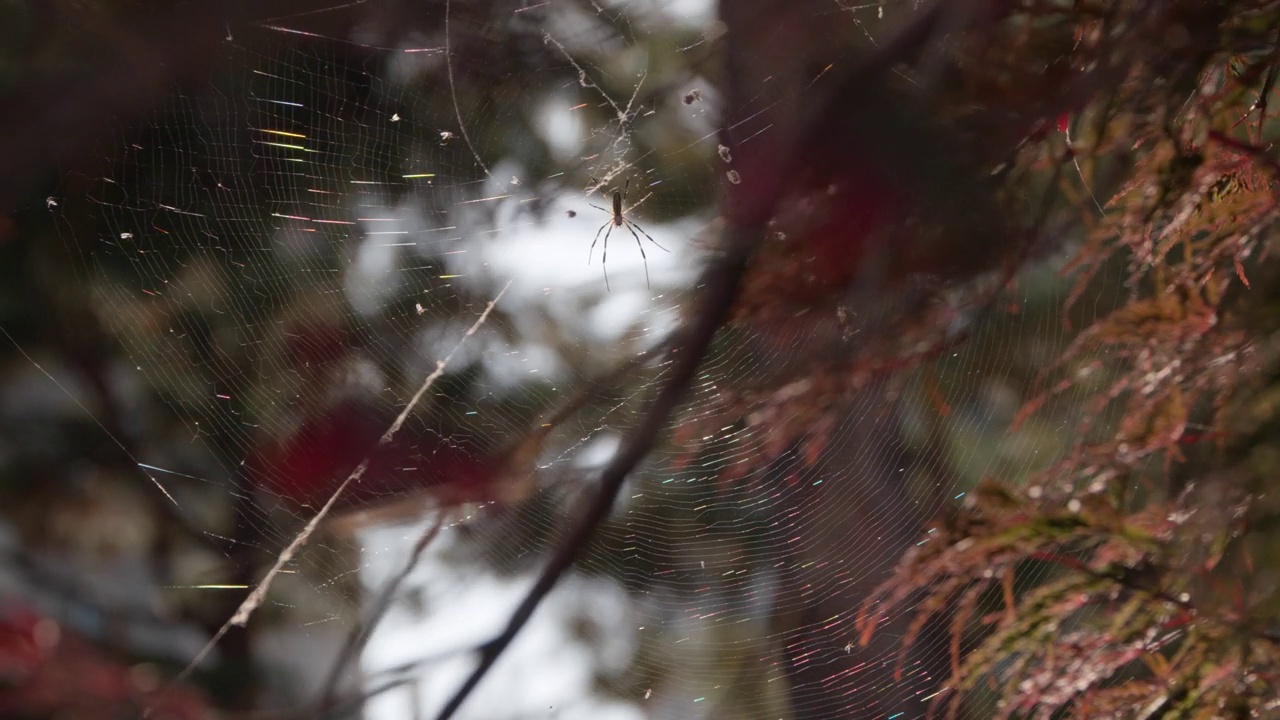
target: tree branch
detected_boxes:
[429,227,761,720]
[319,516,446,708]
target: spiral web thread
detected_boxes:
[56,3,1098,718]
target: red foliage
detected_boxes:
[797,158,909,293]
[0,605,213,720]
[251,399,501,511]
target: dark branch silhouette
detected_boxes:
[429,224,762,720]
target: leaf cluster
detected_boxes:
[850,0,1280,717]
[860,476,1280,719]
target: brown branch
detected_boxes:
[429,223,762,720]
[319,516,446,708]
[500,339,671,469]
[317,343,669,707]
[1210,130,1280,178]
[1027,549,1280,649]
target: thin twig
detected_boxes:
[319,515,448,708]
[247,644,479,720]
[171,282,510,687]
[1028,550,1280,648]
[1210,130,1280,178]
[520,339,671,452]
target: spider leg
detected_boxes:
[621,222,651,289]
[587,203,609,215]
[588,221,609,266]
[624,218,669,253]
[600,224,614,291]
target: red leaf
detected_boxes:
[252,399,498,511]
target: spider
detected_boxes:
[587,179,668,290]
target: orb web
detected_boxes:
[49,2,1102,719]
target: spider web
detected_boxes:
[39,2,1102,719]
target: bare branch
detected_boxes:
[171,282,510,688]
[319,515,447,708]
[430,228,761,720]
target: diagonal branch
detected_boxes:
[319,515,447,708]
[430,226,762,720]
[170,282,510,690]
